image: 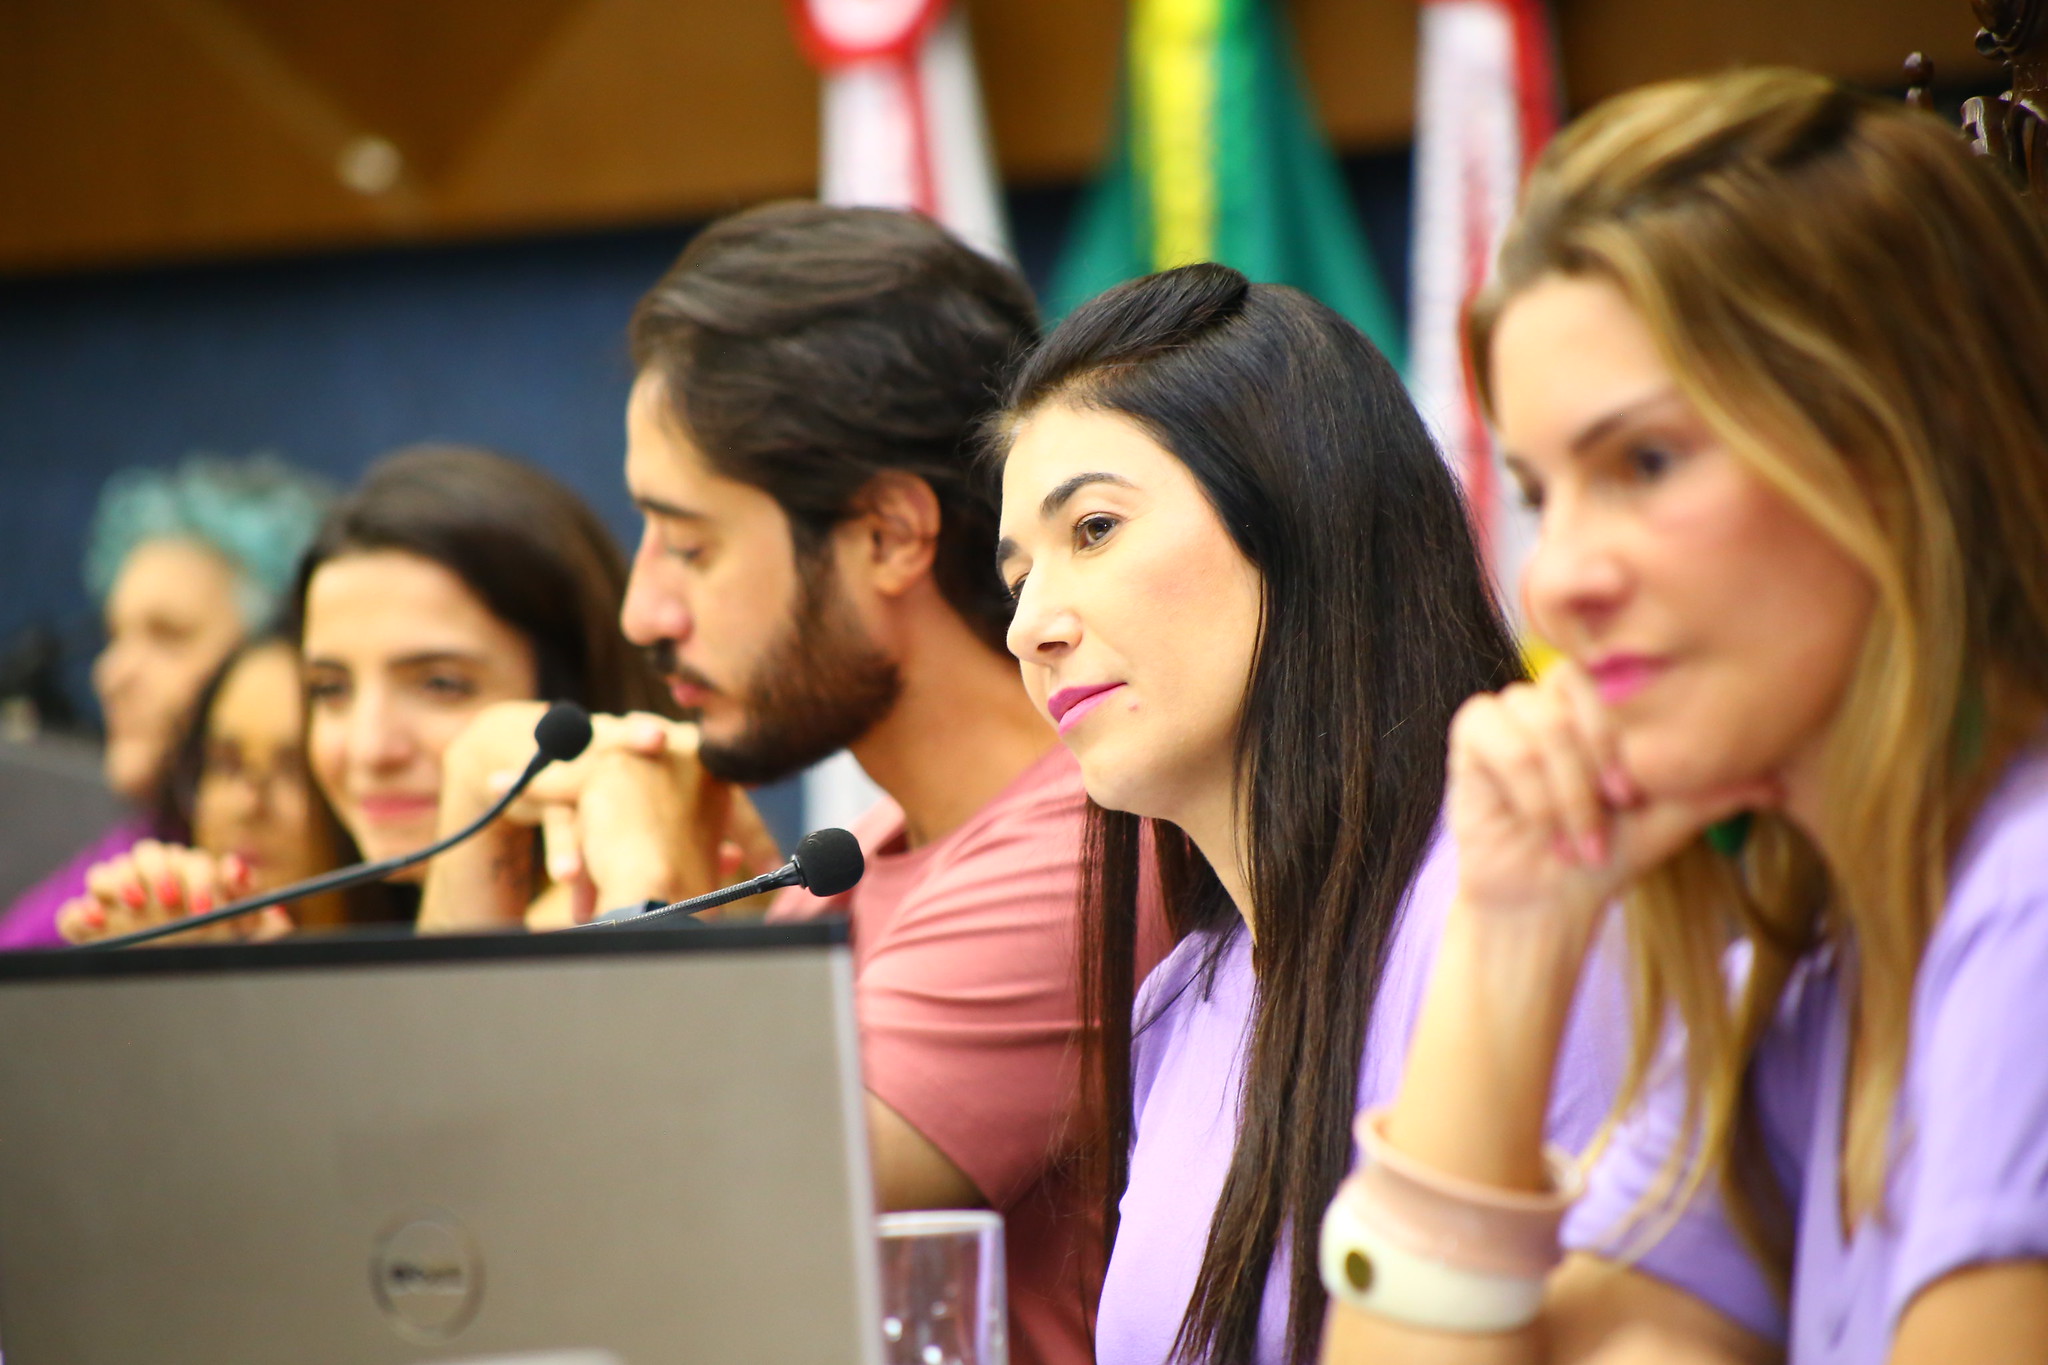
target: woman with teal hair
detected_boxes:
[0,453,333,949]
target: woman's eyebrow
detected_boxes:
[388,651,488,670]
[996,472,1142,573]
[303,651,485,673]
[1040,471,1136,519]
[1566,385,1684,456]
[1504,387,1688,470]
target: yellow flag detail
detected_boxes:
[1132,0,1221,270]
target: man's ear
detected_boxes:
[844,471,941,597]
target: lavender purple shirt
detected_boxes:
[0,815,153,951]
[1095,824,1629,1365]
[1564,739,2048,1363]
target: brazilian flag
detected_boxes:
[1049,0,1404,368]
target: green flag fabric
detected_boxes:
[1049,0,1404,369]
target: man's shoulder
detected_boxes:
[929,745,1089,866]
[771,747,1087,927]
[872,747,1089,932]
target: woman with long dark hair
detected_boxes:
[989,264,1622,1365]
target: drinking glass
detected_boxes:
[876,1210,1006,1365]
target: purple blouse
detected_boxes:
[1094,824,1629,1365]
[0,814,154,951]
[1564,739,2048,1363]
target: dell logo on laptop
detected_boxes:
[371,1210,485,1341]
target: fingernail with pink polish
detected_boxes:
[121,883,146,910]
[157,877,183,908]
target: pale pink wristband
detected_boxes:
[1335,1107,1583,1279]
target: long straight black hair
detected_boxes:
[993,265,1522,1365]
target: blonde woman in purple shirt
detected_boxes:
[990,266,1624,1365]
[1322,71,2048,1365]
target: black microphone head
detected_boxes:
[791,828,864,898]
[533,701,593,764]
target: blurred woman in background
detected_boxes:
[58,637,346,942]
[295,445,671,925]
[64,444,670,940]
[0,455,331,949]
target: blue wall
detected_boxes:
[0,227,690,676]
[0,153,1412,843]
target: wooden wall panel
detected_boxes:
[1557,0,1998,104]
[1296,0,1421,150]
[430,0,821,234]
[0,0,826,271]
[971,0,1125,182]
[0,0,2012,275]
[0,0,381,267]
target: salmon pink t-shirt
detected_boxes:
[772,744,1134,1365]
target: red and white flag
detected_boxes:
[785,0,1014,830]
[789,0,1012,262]
[1408,0,1559,616]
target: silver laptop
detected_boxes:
[0,922,881,1365]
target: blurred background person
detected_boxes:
[59,637,347,943]
[289,444,670,927]
[0,455,332,950]
[59,446,667,941]
[62,444,672,940]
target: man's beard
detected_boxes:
[651,555,901,786]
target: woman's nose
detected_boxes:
[347,690,415,773]
[219,774,268,825]
[1005,575,1078,664]
[92,640,134,700]
[1521,497,1630,642]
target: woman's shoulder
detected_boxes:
[0,814,155,949]
[1130,926,1252,1104]
[1369,818,1467,1018]
[1134,924,1249,1026]
[1913,739,2048,1012]
[1945,739,2048,928]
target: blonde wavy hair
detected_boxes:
[1469,68,2048,1280]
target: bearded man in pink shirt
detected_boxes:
[422,203,1143,1365]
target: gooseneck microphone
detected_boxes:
[581,827,865,930]
[86,702,596,950]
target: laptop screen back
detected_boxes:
[0,923,879,1365]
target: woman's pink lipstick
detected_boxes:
[353,793,439,824]
[1047,682,1126,736]
[1586,655,1666,706]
